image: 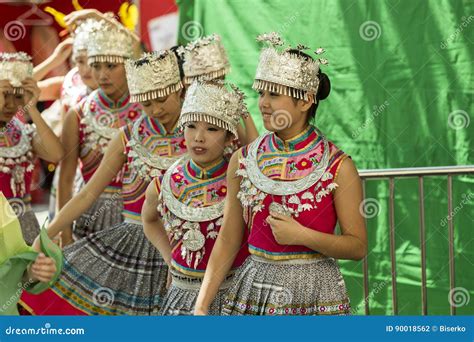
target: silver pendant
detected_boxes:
[269,202,293,218]
[182,229,206,252]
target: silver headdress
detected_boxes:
[179,34,230,85]
[87,19,135,65]
[253,32,328,102]
[125,50,183,103]
[180,81,249,137]
[0,52,33,94]
[72,18,97,58]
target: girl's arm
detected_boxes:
[241,114,259,145]
[267,158,367,260]
[56,107,81,245]
[33,38,73,81]
[142,180,172,266]
[194,150,246,315]
[45,131,127,239]
[38,76,64,101]
[23,78,64,162]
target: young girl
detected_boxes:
[48,18,99,221]
[179,34,259,146]
[194,33,367,315]
[57,19,140,244]
[142,81,249,315]
[21,49,186,315]
[0,52,64,244]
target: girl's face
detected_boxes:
[184,121,231,167]
[257,90,312,133]
[140,90,182,132]
[0,91,24,124]
[91,62,128,99]
[75,54,98,90]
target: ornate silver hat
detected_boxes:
[125,50,183,103]
[253,32,328,102]
[180,81,249,137]
[87,19,135,65]
[72,18,97,58]
[179,34,230,85]
[0,52,33,94]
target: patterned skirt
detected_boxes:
[222,255,351,315]
[160,268,233,316]
[18,208,40,246]
[73,190,123,240]
[21,220,168,315]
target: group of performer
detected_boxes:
[0,9,367,316]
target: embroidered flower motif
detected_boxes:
[295,158,313,170]
[217,185,227,197]
[179,139,186,150]
[89,101,97,112]
[172,173,183,182]
[128,110,138,119]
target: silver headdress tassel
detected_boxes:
[179,34,230,85]
[87,19,135,65]
[180,81,249,138]
[125,50,183,103]
[0,52,33,94]
[253,32,328,102]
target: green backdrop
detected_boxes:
[176,0,473,315]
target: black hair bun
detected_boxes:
[316,72,331,101]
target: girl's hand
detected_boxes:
[53,38,73,64]
[21,78,40,108]
[266,213,305,246]
[64,9,103,27]
[0,80,13,111]
[27,253,57,283]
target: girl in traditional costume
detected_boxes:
[194,33,367,315]
[56,19,140,244]
[0,52,64,244]
[179,34,259,146]
[142,81,249,315]
[21,49,186,315]
[48,18,99,221]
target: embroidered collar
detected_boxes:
[97,88,130,109]
[186,158,227,180]
[271,125,317,152]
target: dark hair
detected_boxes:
[170,45,185,79]
[287,49,331,122]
